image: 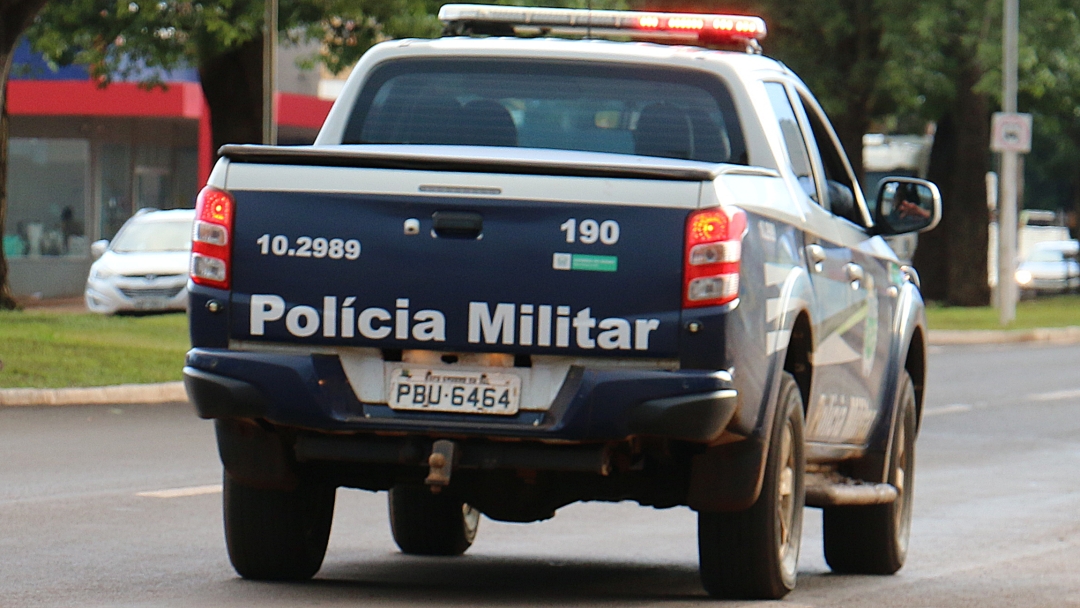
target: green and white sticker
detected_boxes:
[553,252,618,272]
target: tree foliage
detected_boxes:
[739,0,892,182]
[29,0,443,151]
[32,0,443,81]
[1014,3,1080,224]
[892,0,1080,305]
[656,0,1077,307]
[880,0,997,305]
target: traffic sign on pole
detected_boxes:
[991,112,1032,154]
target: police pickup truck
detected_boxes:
[184,4,940,600]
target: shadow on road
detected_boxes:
[217,555,708,605]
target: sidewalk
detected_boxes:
[929,325,1080,345]
[0,382,187,407]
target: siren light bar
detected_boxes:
[438,4,766,47]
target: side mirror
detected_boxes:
[874,178,941,236]
[90,239,109,259]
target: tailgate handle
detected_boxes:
[432,211,483,239]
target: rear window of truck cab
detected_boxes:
[342,58,747,165]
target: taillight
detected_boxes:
[190,186,235,290]
[683,206,747,308]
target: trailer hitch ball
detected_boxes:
[425,439,456,493]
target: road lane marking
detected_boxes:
[923,403,973,417]
[136,484,222,499]
[1029,388,1080,402]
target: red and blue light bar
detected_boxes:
[439,4,766,45]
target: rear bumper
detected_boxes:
[184,348,737,444]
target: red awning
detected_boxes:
[8,79,334,184]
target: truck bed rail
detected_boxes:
[218,144,777,182]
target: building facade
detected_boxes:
[4,41,334,298]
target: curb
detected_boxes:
[0,382,187,407]
[928,326,1080,346]
[2,327,1080,407]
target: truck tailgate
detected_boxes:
[226,167,699,359]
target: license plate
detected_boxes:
[387,367,521,415]
[133,298,168,310]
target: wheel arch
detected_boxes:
[904,326,926,431]
[891,281,928,436]
[782,310,813,417]
[686,265,813,514]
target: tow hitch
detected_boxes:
[425,439,456,493]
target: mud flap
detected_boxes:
[687,434,768,512]
[216,419,299,491]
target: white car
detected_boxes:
[1015,239,1080,296]
[85,208,195,314]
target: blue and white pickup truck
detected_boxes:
[183,5,940,599]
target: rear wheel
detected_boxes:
[389,484,480,556]
[698,371,805,599]
[823,370,917,574]
[223,473,336,581]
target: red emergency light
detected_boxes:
[439,4,767,49]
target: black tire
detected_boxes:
[823,370,917,574]
[388,484,480,556]
[698,371,806,600]
[223,473,336,581]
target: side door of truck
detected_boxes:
[761,81,865,440]
[787,83,900,446]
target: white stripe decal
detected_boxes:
[766,329,792,355]
[811,333,862,366]
[766,298,782,324]
[764,263,790,287]
[137,484,223,499]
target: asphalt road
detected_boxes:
[3,342,1080,607]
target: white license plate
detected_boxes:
[133,298,169,310]
[388,367,521,415]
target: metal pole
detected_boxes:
[262,0,278,145]
[998,0,1019,324]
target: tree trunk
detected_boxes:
[830,0,883,186]
[198,36,264,153]
[0,0,51,309]
[1072,171,1080,240]
[833,112,869,188]
[912,66,992,306]
[943,65,991,306]
[912,115,954,302]
[0,46,17,309]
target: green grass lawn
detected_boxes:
[925,293,1080,331]
[0,310,189,388]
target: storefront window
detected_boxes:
[134,144,173,210]
[99,143,133,241]
[174,148,199,208]
[3,138,90,257]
